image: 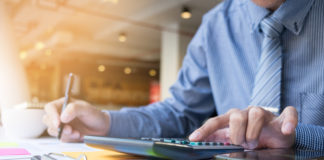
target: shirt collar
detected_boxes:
[246,0,315,35]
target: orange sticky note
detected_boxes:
[64,150,143,160]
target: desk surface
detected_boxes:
[0,127,144,160]
[0,127,323,160]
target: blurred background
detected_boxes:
[0,0,221,110]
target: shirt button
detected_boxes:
[294,22,298,32]
[259,28,263,33]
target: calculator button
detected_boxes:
[189,142,203,146]
[140,137,151,141]
[163,139,176,143]
[152,138,163,142]
[214,142,223,145]
[201,142,208,145]
[175,140,188,144]
[189,142,199,146]
[211,142,222,145]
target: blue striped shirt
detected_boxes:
[108,0,324,150]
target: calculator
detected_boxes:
[84,136,244,159]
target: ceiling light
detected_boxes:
[118,33,127,42]
[35,41,45,51]
[98,65,106,72]
[149,69,157,77]
[124,67,132,74]
[19,51,27,60]
[181,7,192,19]
[111,0,119,4]
[102,0,119,4]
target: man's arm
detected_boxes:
[295,123,324,150]
[107,17,215,138]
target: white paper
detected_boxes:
[0,137,98,160]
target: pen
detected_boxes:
[57,73,74,140]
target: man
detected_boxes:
[43,0,324,150]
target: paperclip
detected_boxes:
[31,152,87,160]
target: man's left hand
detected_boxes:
[189,106,298,149]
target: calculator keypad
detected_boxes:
[140,137,241,149]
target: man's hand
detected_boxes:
[42,98,110,142]
[189,106,298,149]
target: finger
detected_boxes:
[229,110,248,145]
[61,135,82,143]
[44,98,65,127]
[205,128,230,143]
[70,130,81,140]
[280,106,298,135]
[63,125,72,135]
[60,102,86,123]
[43,115,59,137]
[47,127,58,137]
[42,115,58,129]
[189,109,239,142]
[189,114,229,141]
[60,126,82,142]
[59,125,72,142]
[42,115,50,126]
[245,107,270,149]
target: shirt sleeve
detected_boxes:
[295,123,324,151]
[106,17,216,138]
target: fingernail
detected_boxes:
[63,128,70,135]
[248,141,258,149]
[189,131,201,140]
[242,142,248,148]
[61,113,68,122]
[283,123,294,133]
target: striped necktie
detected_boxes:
[250,16,284,114]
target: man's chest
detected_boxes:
[205,20,324,124]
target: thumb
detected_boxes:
[60,102,85,123]
[280,106,298,135]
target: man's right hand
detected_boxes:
[42,98,110,142]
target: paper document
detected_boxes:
[0,137,97,160]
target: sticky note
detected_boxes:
[0,148,30,156]
[0,142,19,148]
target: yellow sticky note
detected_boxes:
[0,142,19,148]
[64,150,143,160]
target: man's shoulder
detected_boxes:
[203,0,247,22]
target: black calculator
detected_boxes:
[84,136,244,159]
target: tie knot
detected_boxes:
[260,17,284,38]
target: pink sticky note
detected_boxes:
[0,148,30,156]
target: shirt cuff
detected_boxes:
[102,110,132,138]
[295,123,324,150]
